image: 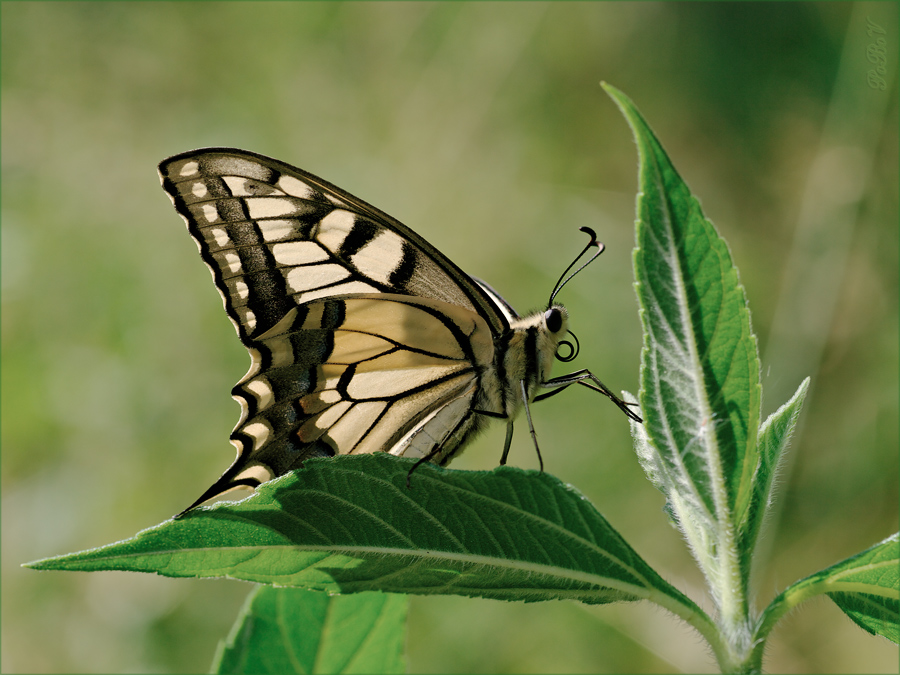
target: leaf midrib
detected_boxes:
[81,543,659,598]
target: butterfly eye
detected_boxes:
[544,308,564,333]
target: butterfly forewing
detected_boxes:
[159,149,508,341]
[159,149,508,509]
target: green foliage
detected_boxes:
[761,533,899,646]
[25,86,897,673]
[604,82,897,669]
[27,456,698,613]
[214,588,407,674]
[617,76,765,621]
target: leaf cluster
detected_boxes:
[25,85,898,674]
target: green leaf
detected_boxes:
[757,533,899,645]
[740,377,809,577]
[213,587,407,674]
[25,455,704,625]
[829,591,899,644]
[604,83,761,606]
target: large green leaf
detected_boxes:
[214,587,407,674]
[605,83,762,604]
[26,455,705,624]
[757,533,899,645]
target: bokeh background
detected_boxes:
[3,2,897,673]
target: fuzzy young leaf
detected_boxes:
[26,455,705,625]
[214,587,407,674]
[604,83,762,609]
[741,377,810,577]
[757,533,899,645]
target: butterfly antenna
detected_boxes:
[548,227,605,306]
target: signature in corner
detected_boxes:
[866,16,888,91]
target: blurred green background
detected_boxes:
[2,2,897,673]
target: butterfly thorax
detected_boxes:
[413,303,569,468]
[493,304,569,417]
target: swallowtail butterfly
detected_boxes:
[159,148,640,512]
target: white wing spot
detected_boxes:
[234,279,249,300]
[277,174,316,200]
[245,378,274,410]
[210,228,230,248]
[192,182,208,198]
[259,219,297,242]
[242,309,257,333]
[178,160,199,177]
[285,264,350,293]
[316,210,355,253]
[272,241,330,266]
[350,229,405,285]
[243,422,272,451]
[314,390,342,406]
[223,252,242,274]
[201,203,219,223]
[246,197,298,219]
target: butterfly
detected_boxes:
[158,148,641,513]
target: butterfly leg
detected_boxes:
[540,369,643,423]
[519,380,545,471]
[499,419,514,465]
[468,408,516,466]
[532,381,575,403]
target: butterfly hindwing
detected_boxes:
[236,294,494,458]
[159,149,509,509]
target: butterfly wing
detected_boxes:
[159,148,509,339]
[158,149,510,509]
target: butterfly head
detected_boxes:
[545,307,582,364]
